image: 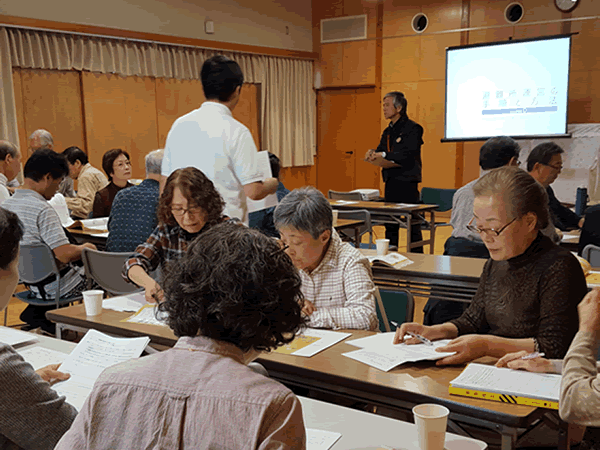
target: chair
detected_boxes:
[337,209,374,248]
[13,243,83,325]
[374,287,415,333]
[81,248,142,296]
[327,190,363,201]
[582,244,600,268]
[420,187,457,229]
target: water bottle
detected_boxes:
[575,187,588,217]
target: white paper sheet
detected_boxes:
[367,252,414,269]
[0,326,38,347]
[79,217,109,231]
[125,304,168,327]
[343,339,455,372]
[450,363,561,402]
[54,329,149,410]
[247,151,279,214]
[102,292,148,312]
[283,329,351,357]
[306,428,342,450]
[330,200,359,205]
[18,346,69,370]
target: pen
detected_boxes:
[521,352,545,360]
[390,320,399,328]
[406,331,433,346]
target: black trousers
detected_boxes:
[384,178,423,252]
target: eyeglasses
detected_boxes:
[542,162,563,172]
[171,206,203,218]
[466,216,517,237]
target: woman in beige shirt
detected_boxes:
[56,222,308,450]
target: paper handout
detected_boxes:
[18,346,68,370]
[103,292,148,312]
[123,304,168,327]
[306,428,342,450]
[66,217,109,233]
[272,328,350,357]
[367,252,414,269]
[53,329,150,410]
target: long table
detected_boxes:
[10,326,486,449]
[329,199,439,253]
[44,305,558,450]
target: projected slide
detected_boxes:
[445,36,571,140]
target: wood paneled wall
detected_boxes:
[314,0,600,189]
[12,68,261,181]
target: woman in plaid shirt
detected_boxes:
[123,167,226,302]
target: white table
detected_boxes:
[300,396,487,449]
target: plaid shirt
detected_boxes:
[300,231,378,331]
[123,223,199,283]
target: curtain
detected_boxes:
[0,26,315,167]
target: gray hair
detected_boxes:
[473,166,549,230]
[28,129,53,150]
[274,187,332,239]
[383,91,408,116]
[145,149,164,175]
[0,140,18,160]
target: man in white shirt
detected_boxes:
[162,55,277,223]
[0,141,21,204]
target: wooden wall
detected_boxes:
[12,68,261,180]
[313,0,600,189]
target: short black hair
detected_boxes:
[0,207,23,271]
[479,136,521,170]
[102,148,130,181]
[24,149,69,182]
[158,222,306,352]
[268,152,281,179]
[201,55,244,102]
[62,146,88,165]
[526,142,564,172]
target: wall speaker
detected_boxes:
[321,15,367,43]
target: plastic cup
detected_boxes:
[376,238,390,256]
[82,290,104,316]
[332,210,339,226]
[412,404,450,450]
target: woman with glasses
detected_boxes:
[394,166,587,365]
[92,148,134,218]
[123,167,226,302]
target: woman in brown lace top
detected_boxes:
[395,166,587,365]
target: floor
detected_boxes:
[3,213,453,329]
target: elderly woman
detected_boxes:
[395,166,587,364]
[56,223,307,449]
[92,148,133,218]
[274,186,378,331]
[0,207,77,450]
[123,167,226,302]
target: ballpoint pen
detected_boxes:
[390,321,433,346]
[521,352,545,360]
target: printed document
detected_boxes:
[273,328,350,357]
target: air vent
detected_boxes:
[505,2,524,23]
[321,15,367,43]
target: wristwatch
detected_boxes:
[381,152,387,158]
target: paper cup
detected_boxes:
[413,404,449,450]
[332,210,339,226]
[82,290,104,316]
[376,238,390,256]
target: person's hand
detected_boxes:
[82,242,97,251]
[263,177,279,194]
[364,149,375,162]
[145,280,164,304]
[434,335,490,366]
[496,350,556,373]
[579,217,585,229]
[302,299,316,316]
[394,322,436,345]
[555,228,563,241]
[36,364,71,385]
[578,288,600,334]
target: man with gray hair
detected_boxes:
[274,186,378,331]
[365,91,424,252]
[106,149,164,252]
[0,141,21,204]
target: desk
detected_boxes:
[561,230,580,253]
[69,229,108,250]
[334,218,364,248]
[42,308,549,450]
[329,199,439,253]
[364,250,485,303]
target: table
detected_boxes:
[42,307,558,450]
[561,230,580,252]
[334,218,364,248]
[329,199,439,253]
[10,327,488,449]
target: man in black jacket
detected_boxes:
[527,142,584,231]
[365,92,424,252]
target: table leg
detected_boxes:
[500,429,518,450]
[429,210,436,254]
[406,213,413,252]
[355,226,360,248]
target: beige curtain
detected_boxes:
[0,26,315,167]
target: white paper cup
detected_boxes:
[413,404,449,450]
[82,290,104,316]
[376,238,390,256]
[332,210,339,226]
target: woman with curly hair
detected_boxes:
[123,167,226,302]
[56,222,308,450]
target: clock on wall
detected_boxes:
[555,0,579,13]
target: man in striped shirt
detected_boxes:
[2,149,96,333]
